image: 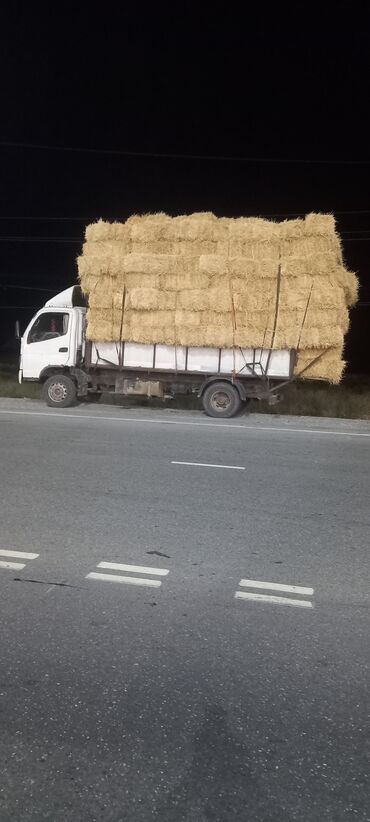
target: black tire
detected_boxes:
[43,374,77,408]
[202,381,242,418]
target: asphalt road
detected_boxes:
[0,398,370,822]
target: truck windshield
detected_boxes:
[28,312,69,344]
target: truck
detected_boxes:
[18,285,295,418]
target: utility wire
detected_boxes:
[0,283,56,292]
[0,236,80,243]
[1,211,370,220]
[0,234,369,243]
[2,140,370,165]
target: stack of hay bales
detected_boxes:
[77,212,358,383]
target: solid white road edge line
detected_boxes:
[239,579,314,596]
[1,408,369,438]
[235,591,313,608]
[86,572,162,587]
[97,562,169,575]
[171,461,245,470]
[0,560,26,570]
[0,549,39,560]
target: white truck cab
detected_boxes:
[19,287,86,383]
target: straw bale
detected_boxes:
[125,323,176,346]
[280,280,346,312]
[199,255,227,276]
[126,288,177,311]
[84,221,132,245]
[281,235,338,258]
[174,311,202,327]
[172,240,218,256]
[295,347,345,383]
[85,221,116,242]
[160,273,210,291]
[131,239,175,254]
[215,241,230,255]
[176,325,235,348]
[332,268,358,306]
[129,213,170,242]
[122,253,174,275]
[120,273,160,289]
[304,213,336,236]
[274,325,344,349]
[177,288,232,313]
[77,254,122,278]
[88,286,124,311]
[129,310,174,329]
[197,310,233,328]
[229,258,279,278]
[79,211,358,384]
[241,241,281,261]
[228,217,280,242]
[160,213,227,242]
[85,310,130,342]
[278,307,347,330]
[281,252,339,278]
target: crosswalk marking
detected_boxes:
[0,550,39,574]
[234,591,313,608]
[96,562,169,576]
[171,461,245,471]
[86,559,170,588]
[235,576,314,609]
[0,550,39,560]
[238,579,314,596]
[86,572,162,587]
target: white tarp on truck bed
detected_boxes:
[90,342,293,378]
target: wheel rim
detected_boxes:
[48,381,67,403]
[210,390,231,412]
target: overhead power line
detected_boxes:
[0,234,369,244]
[0,210,370,222]
[0,283,55,292]
[0,236,80,243]
[2,140,370,165]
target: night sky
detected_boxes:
[1,7,369,372]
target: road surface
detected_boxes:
[0,398,370,821]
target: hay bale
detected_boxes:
[126,289,176,311]
[78,211,358,384]
[122,254,174,275]
[295,347,345,383]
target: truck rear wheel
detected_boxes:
[43,374,77,408]
[202,381,242,418]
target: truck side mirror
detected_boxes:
[15,320,21,340]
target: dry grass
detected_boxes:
[0,363,40,399]
[249,379,370,420]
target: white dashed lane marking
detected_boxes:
[235,577,314,609]
[86,560,170,588]
[0,549,39,572]
[97,562,169,576]
[235,592,313,609]
[171,461,245,470]
[238,579,314,596]
[86,573,162,587]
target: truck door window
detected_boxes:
[27,312,69,343]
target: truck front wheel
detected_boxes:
[43,374,77,408]
[202,381,242,418]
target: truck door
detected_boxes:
[21,310,72,379]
